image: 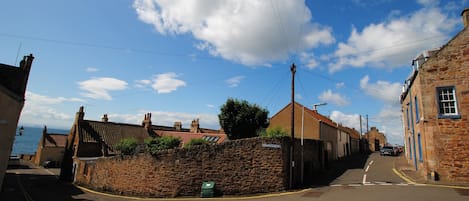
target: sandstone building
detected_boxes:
[400,8,469,183]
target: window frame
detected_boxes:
[417,133,423,162]
[414,96,420,123]
[436,86,461,119]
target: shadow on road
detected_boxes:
[1,165,92,201]
[310,152,371,187]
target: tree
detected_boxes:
[144,136,181,155]
[259,126,288,138]
[115,137,138,155]
[219,98,269,140]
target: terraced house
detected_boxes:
[400,8,469,183]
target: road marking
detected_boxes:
[348,184,362,187]
[365,165,371,172]
[392,168,416,184]
[15,172,34,201]
[362,174,367,184]
[363,183,375,186]
[369,160,374,165]
[330,184,343,187]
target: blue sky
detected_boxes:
[1,0,467,145]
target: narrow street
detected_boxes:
[1,153,468,201]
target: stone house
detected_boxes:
[34,126,68,167]
[363,127,387,151]
[399,8,469,183]
[269,102,339,161]
[0,54,33,189]
[60,106,227,181]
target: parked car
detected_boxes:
[43,160,58,168]
[380,146,397,156]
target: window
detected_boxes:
[414,96,420,123]
[406,108,410,128]
[418,134,423,162]
[408,137,412,160]
[437,87,460,118]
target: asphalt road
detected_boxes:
[1,153,468,201]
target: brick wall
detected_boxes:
[75,137,296,197]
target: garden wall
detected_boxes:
[75,137,295,197]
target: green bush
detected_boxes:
[144,136,181,155]
[184,138,209,148]
[115,137,138,155]
[259,126,288,138]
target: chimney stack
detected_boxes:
[142,113,152,131]
[75,106,85,123]
[174,121,182,131]
[102,114,109,122]
[462,8,469,27]
[190,119,200,133]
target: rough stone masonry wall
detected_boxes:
[420,27,469,182]
[75,137,290,198]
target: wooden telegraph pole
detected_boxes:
[290,63,296,189]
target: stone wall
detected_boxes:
[75,137,300,197]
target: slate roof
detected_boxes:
[78,120,154,154]
[44,134,68,147]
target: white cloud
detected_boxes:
[78,77,128,100]
[135,79,152,88]
[373,106,404,145]
[328,7,458,72]
[19,91,84,128]
[133,0,335,66]
[360,75,402,104]
[206,104,215,108]
[318,90,349,106]
[226,76,245,88]
[336,82,345,89]
[330,111,363,133]
[151,73,186,93]
[417,0,439,6]
[109,110,220,129]
[300,52,319,69]
[85,67,99,72]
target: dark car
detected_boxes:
[380,146,397,156]
[43,160,58,168]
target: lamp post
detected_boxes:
[18,126,24,136]
[313,103,327,111]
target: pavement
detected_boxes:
[393,154,469,189]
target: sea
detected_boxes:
[11,126,69,156]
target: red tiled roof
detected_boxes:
[295,102,337,128]
[44,134,67,147]
[154,130,227,146]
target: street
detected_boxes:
[1,153,468,201]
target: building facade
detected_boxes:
[364,127,387,151]
[400,8,469,183]
[0,54,33,189]
[34,126,68,167]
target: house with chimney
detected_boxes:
[60,106,227,181]
[0,54,34,189]
[269,102,340,161]
[399,8,469,183]
[34,126,68,167]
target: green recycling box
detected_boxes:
[200,181,215,198]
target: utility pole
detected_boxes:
[290,63,296,189]
[359,115,363,135]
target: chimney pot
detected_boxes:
[102,114,108,122]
